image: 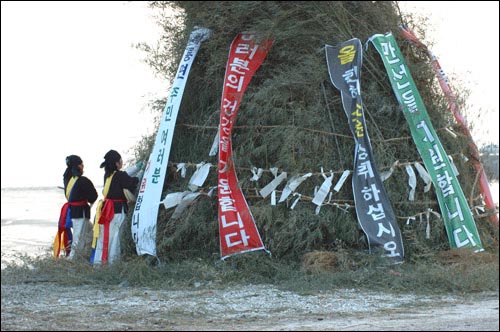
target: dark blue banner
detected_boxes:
[325,38,404,261]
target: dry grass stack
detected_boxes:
[127,1,498,264]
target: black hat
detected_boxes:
[64,155,83,182]
[100,149,121,168]
[66,155,83,168]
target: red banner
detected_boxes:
[218,33,273,259]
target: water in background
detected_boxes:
[1,186,102,268]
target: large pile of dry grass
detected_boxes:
[124,1,498,264]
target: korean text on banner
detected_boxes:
[131,27,212,257]
[368,32,482,251]
[399,26,498,226]
[325,38,404,261]
[218,32,273,260]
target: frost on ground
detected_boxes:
[1,283,498,331]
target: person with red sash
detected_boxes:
[53,155,98,259]
[91,150,139,265]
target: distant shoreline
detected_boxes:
[1,185,104,191]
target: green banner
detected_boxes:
[368,32,482,251]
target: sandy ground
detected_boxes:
[1,282,498,331]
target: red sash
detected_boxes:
[98,198,126,263]
[54,200,87,257]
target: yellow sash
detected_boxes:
[91,172,116,249]
[65,176,78,199]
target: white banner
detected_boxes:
[131,27,212,257]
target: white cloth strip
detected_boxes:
[405,164,417,201]
[413,162,432,192]
[270,167,279,177]
[380,160,399,181]
[171,192,201,219]
[250,167,263,181]
[176,163,187,178]
[428,209,441,220]
[125,162,143,177]
[209,126,220,156]
[279,173,312,203]
[406,216,416,225]
[188,162,212,191]
[259,172,287,198]
[426,208,431,239]
[290,193,302,210]
[161,191,188,210]
[312,169,333,206]
[207,186,217,197]
[474,205,485,214]
[333,170,350,192]
[445,127,457,138]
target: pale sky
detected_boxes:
[399,1,499,147]
[1,1,165,188]
[1,1,498,188]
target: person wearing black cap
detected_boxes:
[53,155,98,260]
[91,149,139,265]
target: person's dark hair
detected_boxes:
[100,149,122,179]
[63,155,83,187]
